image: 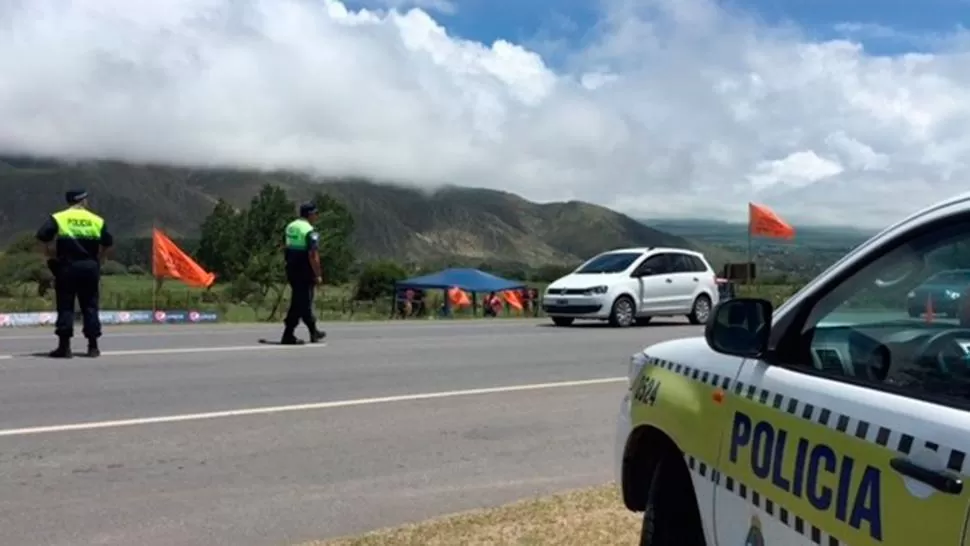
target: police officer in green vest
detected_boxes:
[280,203,326,344]
[35,189,114,358]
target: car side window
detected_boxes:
[669,254,693,273]
[636,254,669,276]
[789,220,970,408]
[690,256,709,272]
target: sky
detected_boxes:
[3,0,970,227]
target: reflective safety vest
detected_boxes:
[284,218,314,250]
[52,207,105,241]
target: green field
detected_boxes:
[0,275,810,323]
[0,275,548,322]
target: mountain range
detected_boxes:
[0,157,715,267]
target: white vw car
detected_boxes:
[542,247,719,328]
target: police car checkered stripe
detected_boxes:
[686,454,843,546]
[646,356,969,475]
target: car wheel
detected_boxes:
[551,317,575,327]
[609,296,636,328]
[639,456,707,546]
[687,295,712,325]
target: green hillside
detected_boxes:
[0,158,709,267]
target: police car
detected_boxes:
[616,193,970,545]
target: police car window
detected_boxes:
[797,221,970,403]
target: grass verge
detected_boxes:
[302,483,640,546]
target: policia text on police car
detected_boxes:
[278,202,327,345]
[35,189,114,358]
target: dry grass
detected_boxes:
[301,483,640,546]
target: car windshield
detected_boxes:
[924,270,970,285]
[574,252,641,274]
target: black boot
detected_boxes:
[86,338,100,358]
[280,328,304,345]
[309,328,326,343]
[48,336,72,359]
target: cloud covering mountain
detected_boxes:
[2,0,969,227]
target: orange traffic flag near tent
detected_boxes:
[748,203,795,240]
[448,286,471,307]
[502,290,523,311]
[152,228,216,289]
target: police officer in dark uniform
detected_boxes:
[280,202,326,345]
[36,189,114,358]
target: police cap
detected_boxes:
[65,189,88,204]
[299,202,318,218]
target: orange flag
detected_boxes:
[502,290,523,311]
[448,286,471,307]
[152,228,216,288]
[749,203,795,240]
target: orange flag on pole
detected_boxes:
[502,290,523,311]
[152,228,216,289]
[448,287,471,307]
[748,203,795,240]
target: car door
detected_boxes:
[633,253,680,313]
[712,222,970,546]
[667,253,703,311]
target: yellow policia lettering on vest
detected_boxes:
[285,219,313,250]
[53,210,104,239]
[729,411,883,541]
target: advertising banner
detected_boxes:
[0,309,219,328]
[152,310,220,324]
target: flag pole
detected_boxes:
[746,203,752,286]
[151,222,157,314]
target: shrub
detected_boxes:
[101,260,128,276]
[355,261,408,300]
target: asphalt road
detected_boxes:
[0,319,703,546]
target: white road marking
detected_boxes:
[0,327,269,341]
[0,343,327,360]
[0,377,626,437]
[0,319,547,340]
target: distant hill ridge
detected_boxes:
[0,156,701,266]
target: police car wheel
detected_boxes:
[639,456,707,546]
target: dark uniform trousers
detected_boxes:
[54,260,102,339]
[284,276,317,332]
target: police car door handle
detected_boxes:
[890,457,964,495]
[665,278,673,283]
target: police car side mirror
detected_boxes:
[704,298,773,359]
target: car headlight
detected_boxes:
[629,352,648,389]
[946,290,962,300]
[907,291,915,298]
[586,285,609,295]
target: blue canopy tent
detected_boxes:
[394,268,526,317]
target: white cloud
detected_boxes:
[2,0,970,228]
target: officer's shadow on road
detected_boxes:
[23,351,99,359]
[535,319,694,329]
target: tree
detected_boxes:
[311,192,355,284]
[196,199,245,280]
[355,261,407,300]
[236,185,296,319]
[0,233,53,296]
